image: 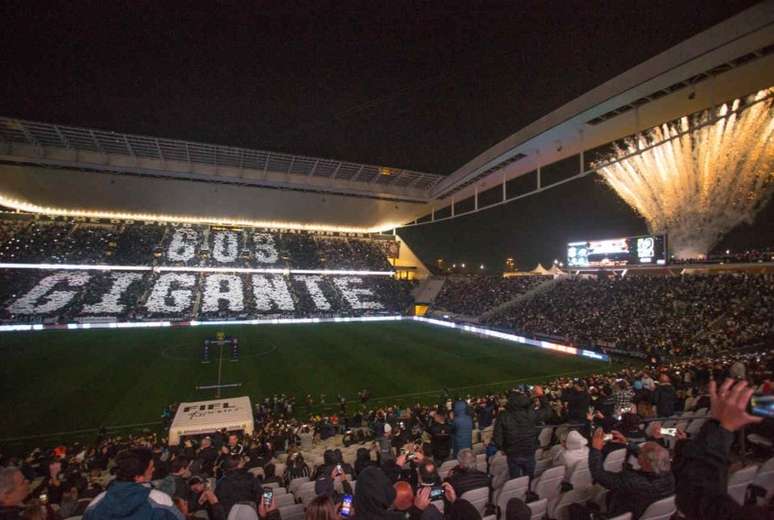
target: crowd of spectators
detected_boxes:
[485,272,774,357]
[2,349,771,520]
[434,276,551,317]
[0,216,397,271]
[0,271,415,325]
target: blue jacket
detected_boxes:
[451,400,473,456]
[84,481,184,520]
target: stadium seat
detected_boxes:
[607,514,632,520]
[727,464,759,505]
[264,482,280,489]
[278,504,305,520]
[288,477,309,494]
[460,487,489,515]
[275,494,296,507]
[527,497,547,520]
[551,487,593,520]
[476,453,487,473]
[273,463,286,476]
[495,476,529,514]
[638,495,676,520]
[538,426,554,449]
[192,512,209,520]
[753,457,774,505]
[431,500,444,513]
[483,516,496,520]
[603,448,626,473]
[566,460,593,491]
[227,504,258,520]
[530,465,565,501]
[473,442,485,455]
[272,487,287,496]
[684,418,708,437]
[439,460,459,479]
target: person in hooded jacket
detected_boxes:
[450,401,472,458]
[492,386,551,480]
[551,430,589,476]
[83,448,184,520]
[352,466,405,520]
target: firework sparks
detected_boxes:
[596,87,774,259]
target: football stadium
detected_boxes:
[0,3,773,520]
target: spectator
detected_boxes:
[157,456,190,500]
[186,477,225,520]
[195,437,218,477]
[577,428,675,519]
[214,456,262,516]
[83,448,183,520]
[0,467,29,520]
[551,430,589,476]
[354,449,375,478]
[450,401,473,458]
[652,374,677,417]
[445,449,490,498]
[504,497,532,520]
[561,381,591,424]
[427,411,451,463]
[352,466,404,520]
[673,379,768,519]
[493,386,551,480]
[305,495,340,520]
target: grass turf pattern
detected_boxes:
[0,321,609,441]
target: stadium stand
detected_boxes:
[0,350,771,519]
[433,275,551,317]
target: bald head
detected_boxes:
[638,442,671,475]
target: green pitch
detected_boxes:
[0,321,612,444]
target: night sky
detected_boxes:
[0,1,759,174]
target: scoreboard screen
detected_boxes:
[567,235,667,267]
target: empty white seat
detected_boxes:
[496,476,529,514]
[639,495,676,520]
[278,504,305,520]
[551,487,593,520]
[538,426,554,448]
[727,464,759,505]
[476,453,487,473]
[288,477,309,494]
[264,482,280,489]
[271,487,287,496]
[753,457,774,505]
[460,487,489,515]
[603,448,626,473]
[439,460,459,479]
[607,514,632,520]
[275,494,296,507]
[567,461,593,491]
[531,465,565,509]
[227,504,258,520]
[527,497,547,520]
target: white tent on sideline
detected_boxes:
[530,264,551,275]
[169,396,253,445]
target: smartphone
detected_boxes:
[39,493,48,505]
[336,464,343,473]
[751,395,774,418]
[660,428,677,437]
[341,494,353,517]
[603,434,613,442]
[262,488,273,506]
[430,486,445,500]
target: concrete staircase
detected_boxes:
[412,276,446,304]
[479,276,561,321]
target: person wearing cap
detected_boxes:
[376,423,395,465]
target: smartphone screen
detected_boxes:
[603,434,613,442]
[660,428,677,437]
[430,486,445,500]
[751,395,774,418]
[341,495,353,517]
[262,488,273,506]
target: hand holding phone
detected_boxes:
[340,494,353,517]
[262,488,273,507]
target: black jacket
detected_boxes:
[652,384,677,417]
[588,447,674,519]
[493,393,551,457]
[445,467,490,497]
[562,388,591,423]
[427,421,451,462]
[673,420,771,520]
[215,469,263,515]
